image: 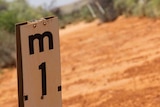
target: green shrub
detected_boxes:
[0,10,19,33]
[0,30,15,68]
[114,0,138,16]
[0,0,52,68]
[0,0,52,33]
[58,6,94,28]
[79,6,94,22]
[145,0,160,17]
[114,0,160,18]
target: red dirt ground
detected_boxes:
[0,16,160,107]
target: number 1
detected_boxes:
[39,62,47,99]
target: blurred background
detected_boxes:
[0,0,160,107]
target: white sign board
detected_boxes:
[16,17,62,107]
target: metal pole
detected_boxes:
[95,1,105,15]
[87,4,97,18]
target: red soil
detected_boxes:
[0,16,160,107]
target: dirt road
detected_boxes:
[0,16,160,107]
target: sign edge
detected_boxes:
[16,22,27,107]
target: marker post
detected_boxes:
[16,17,62,107]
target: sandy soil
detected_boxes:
[0,16,160,107]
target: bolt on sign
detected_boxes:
[16,16,62,107]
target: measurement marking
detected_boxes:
[58,86,61,92]
[39,62,47,99]
[24,95,28,101]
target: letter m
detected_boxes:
[29,31,54,55]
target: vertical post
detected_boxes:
[16,17,62,107]
[87,4,97,18]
